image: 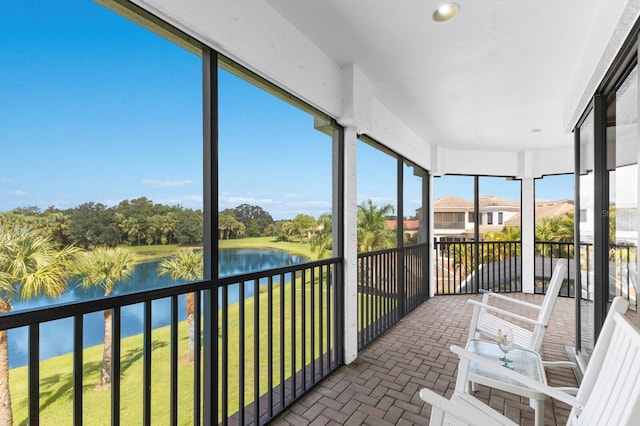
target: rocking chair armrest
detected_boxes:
[450,345,584,410]
[554,387,579,396]
[419,389,519,425]
[418,390,480,425]
[468,300,545,327]
[542,360,577,369]
[478,292,542,311]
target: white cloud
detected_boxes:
[3,190,27,196]
[218,194,333,219]
[222,196,274,205]
[288,200,331,209]
[154,195,203,209]
[0,178,11,184]
[358,196,396,205]
[141,179,192,188]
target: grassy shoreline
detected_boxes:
[123,237,319,263]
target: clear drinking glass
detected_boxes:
[497,327,514,369]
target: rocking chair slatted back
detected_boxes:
[572,306,640,425]
[469,261,567,352]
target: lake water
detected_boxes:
[7,248,308,368]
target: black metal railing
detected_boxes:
[434,240,522,295]
[433,240,574,296]
[0,258,343,425]
[404,243,430,313]
[217,258,343,425]
[534,241,574,297]
[357,243,429,350]
[1,281,211,425]
[607,244,638,311]
[434,240,638,311]
[577,243,638,311]
[536,242,637,310]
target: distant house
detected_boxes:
[433,195,574,243]
[432,195,475,242]
[385,218,421,239]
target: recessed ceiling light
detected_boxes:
[432,3,460,22]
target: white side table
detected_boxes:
[463,339,548,426]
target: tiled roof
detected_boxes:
[433,195,473,208]
[479,195,520,207]
[505,199,574,226]
[435,195,574,225]
[386,219,421,230]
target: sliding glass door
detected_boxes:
[576,60,639,366]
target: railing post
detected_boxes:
[399,247,406,315]
[397,158,406,316]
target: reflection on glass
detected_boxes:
[579,108,595,358]
[609,65,638,326]
[218,68,334,259]
[356,139,398,251]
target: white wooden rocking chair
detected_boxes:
[419,297,640,425]
[468,261,568,352]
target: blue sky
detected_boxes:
[1,1,573,221]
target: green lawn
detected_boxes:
[10,320,196,426]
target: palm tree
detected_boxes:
[0,227,78,425]
[157,248,203,362]
[535,213,574,257]
[481,225,521,261]
[311,213,333,257]
[218,212,245,240]
[290,214,317,243]
[74,246,138,389]
[158,213,177,244]
[115,214,141,246]
[502,225,521,241]
[357,199,396,252]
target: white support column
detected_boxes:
[521,177,535,293]
[342,126,359,364]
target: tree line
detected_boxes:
[219,201,408,254]
[0,197,203,249]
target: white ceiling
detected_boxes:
[266,0,602,153]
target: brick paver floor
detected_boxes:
[273,293,579,426]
